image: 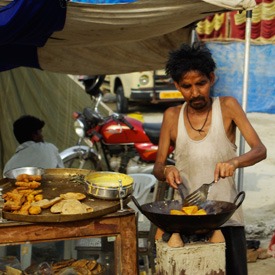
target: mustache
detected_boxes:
[189,96,205,104]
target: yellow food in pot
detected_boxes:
[170,206,207,215]
[85,172,133,188]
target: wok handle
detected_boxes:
[233,191,245,209]
[130,195,143,213]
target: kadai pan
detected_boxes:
[131,191,245,235]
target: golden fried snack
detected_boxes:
[16,190,42,200]
[52,259,77,271]
[71,259,89,268]
[16,174,30,182]
[50,200,66,214]
[91,263,103,274]
[181,205,199,215]
[86,260,97,271]
[31,197,62,209]
[15,187,33,191]
[27,194,35,203]
[61,200,89,214]
[15,181,41,189]
[3,191,25,211]
[34,194,43,201]
[170,209,187,215]
[30,189,43,196]
[29,205,42,215]
[28,175,42,181]
[16,173,42,182]
[70,267,91,275]
[18,201,31,215]
[193,209,207,215]
[170,205,207,216]
[60,192,86,201]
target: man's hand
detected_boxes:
[164,165,182,189]
[214,160,238,181]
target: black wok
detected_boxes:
[131,191,245,235]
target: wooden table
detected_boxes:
[0,210,138,274]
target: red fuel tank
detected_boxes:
[100,117,151,144]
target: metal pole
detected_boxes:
[237,9,252,192]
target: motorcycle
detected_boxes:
[60,76,174,174]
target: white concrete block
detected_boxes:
[155,240,225,275]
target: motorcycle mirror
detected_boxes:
[80,75,105,96]
[94,94,102,113]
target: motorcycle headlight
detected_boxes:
[74,119,86,138]
[139,74,149,86]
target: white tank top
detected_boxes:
[174,97,243,226]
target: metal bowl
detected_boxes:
[84,171,134,200]
[4,167,45,179]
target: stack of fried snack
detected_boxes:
[3,173,43,215]
[3,174,93,216]
[51,258,104,274]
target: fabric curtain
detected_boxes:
[0,67,91,176]
[197,0,275,44]
[0,0,253,75]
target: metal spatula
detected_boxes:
[183,180,216,207]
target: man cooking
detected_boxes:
[153,42,266,275]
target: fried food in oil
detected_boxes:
[170,205,207,215]
[170,209,186,215]
[181,205,199,215]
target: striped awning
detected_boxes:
[196,0,275,44]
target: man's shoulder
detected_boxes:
[218,96,239,108]
[32,142,58,151]
[164,104,182,116]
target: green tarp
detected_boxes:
[0,68,90,175]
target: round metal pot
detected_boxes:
[84,172,134,200]
[4,167,45,179]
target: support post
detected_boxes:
[238,9,252,192]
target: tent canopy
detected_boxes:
[0,0,256,75]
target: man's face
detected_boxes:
[174,71,215,110]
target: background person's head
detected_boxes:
[13,115,45,144]
[165,42,216,83]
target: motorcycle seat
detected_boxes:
[143,123,161,145]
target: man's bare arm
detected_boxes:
[215,97,267,180]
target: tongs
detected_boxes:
[183,179,217,207]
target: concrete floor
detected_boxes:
[248,257,275,275]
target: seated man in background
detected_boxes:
[3,115,64,175]
[3,115,64,267]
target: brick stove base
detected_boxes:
[155,240,225,275]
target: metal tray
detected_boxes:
[1,168,128,223]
